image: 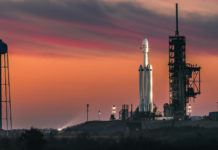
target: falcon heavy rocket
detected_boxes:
[139,38,153,113]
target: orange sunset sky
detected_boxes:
[0,0,218,129]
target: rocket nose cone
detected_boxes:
[142,38,149,52]
[147,65,152,70]
[139,65,143,70]
[142,38,148,44]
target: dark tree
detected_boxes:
[19,128,46,150]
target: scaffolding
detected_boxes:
[168,4,201,119]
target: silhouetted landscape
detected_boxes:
[0,0,218,149]
[1,126,218,150]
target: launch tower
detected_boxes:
[168,4,201,119]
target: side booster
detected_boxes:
[139,38,153,113]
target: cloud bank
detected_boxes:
[0,0,217,57]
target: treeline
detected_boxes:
[0,127,218,150]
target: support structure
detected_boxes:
[0,39,12,130]
[168,4,201,119]
[86,104,89,122]
[119,104,129,121]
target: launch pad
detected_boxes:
[117,3,201,121]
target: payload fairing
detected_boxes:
[139,39,153,113]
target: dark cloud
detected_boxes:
[0,0,217,56]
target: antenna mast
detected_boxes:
[175,3,179,35]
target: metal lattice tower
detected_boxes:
[168,4,201,119]
[0,39,12,130]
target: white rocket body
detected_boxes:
[139,38,153,113]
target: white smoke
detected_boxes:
[57,114,84,131]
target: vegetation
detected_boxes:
[0,127,218,150]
